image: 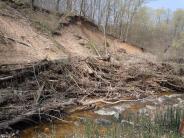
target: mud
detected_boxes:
[20,93,184,138]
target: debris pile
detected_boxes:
[0,56,183,133]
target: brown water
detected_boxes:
[21,93,184,138]
[21,111,101,138]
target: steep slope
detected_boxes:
[0,4,66,65]
[0,1,143,65]
[55,16,143,57]
[1,2,184,136]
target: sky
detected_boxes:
[147,0,184,11]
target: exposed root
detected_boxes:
[0,34,32,47]
[0,56,183,133]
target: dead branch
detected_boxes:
[81,97,149,106]
[0,57,183,134]
[0,76,13,81]
[159,80,184,92]
[0,34,31,47]
[35,83,45,104]
[0,12,18,19]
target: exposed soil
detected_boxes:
[0,0,183,136]
[55,16,143,57]
[0,0,67,65]
[0,0,143,65]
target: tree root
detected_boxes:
[0,34,32,47]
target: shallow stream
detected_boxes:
[21,93,184,138]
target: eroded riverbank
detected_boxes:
[20,93,184,138]
[0,55,184,135]
[0,1,184,137]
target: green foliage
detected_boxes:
[173,10,184,35]
[172,32,184,48]
[30,106,184,138]
[74,107,184,138]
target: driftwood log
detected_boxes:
[0,98,96,133]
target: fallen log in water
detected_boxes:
[0,98,96,133]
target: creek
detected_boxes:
[21,93,184,138]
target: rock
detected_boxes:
[177,98,183,103]
[95,119,112,126]
[94,109,116,116]
[121,120,134,126]
[0,134,8,138]
[138,108,147,114]
[161,96,171,101]
[167,94,181,98]
[157,97,165,103]
[146,105,156,110]
[113,112,120,120]
[74,121,80,127]
[153,102,160,106]
[113,104,130,112]
[173,104,179,108]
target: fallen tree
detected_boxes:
[0,55,184,134]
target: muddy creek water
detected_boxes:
[21,93,184,138]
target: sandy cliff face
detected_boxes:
[0,9,66,65]
[0,3,143,65]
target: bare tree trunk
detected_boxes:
[118,0,129,40]
[66,0,72,12]
[56,0,60,12]
[80,0,84,16]
[103,25,108,56]
[97,0,102,26]
[30,0,35,10]
[103,0,111,56]
[124,0,145,42]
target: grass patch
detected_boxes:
[74,107,184,138]
[30,105,184,138]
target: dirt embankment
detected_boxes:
[54,16,144,57]
[0,1,143,65]
[0,0,183,136]
[0,1,67,65]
